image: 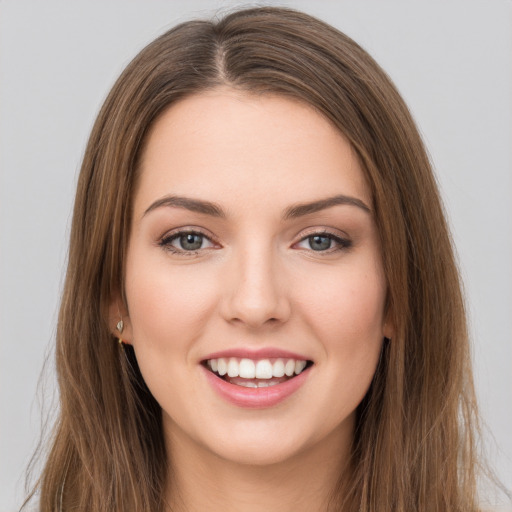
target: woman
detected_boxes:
[25,6,487,511]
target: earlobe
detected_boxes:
[383,321,394,341]
[116,318,126,346]
[382,305,395,341]
[109,297,133,345]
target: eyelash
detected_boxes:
[294,230,352,253]
[158,229,352,256]
[158,230,217,255]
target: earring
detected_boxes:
[116,319,124,345]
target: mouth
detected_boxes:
[202,357,314,388]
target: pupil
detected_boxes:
[309,235,331,251]
[180,234,203,250]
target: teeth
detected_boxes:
[255,360,273,379]
[238,381,258,388]
[217,358,227,376]
[272,359,285,378]
[295,360,307,374]
[256,380,280,387]
[227,358,239,377]
[206,357,309,379]
[235,380,281,388]
[284,359,295,376]
[239,358,256,378]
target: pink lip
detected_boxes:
[201,364,312,409]
[202,347,310,361]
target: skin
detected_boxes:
[116,89,393,511]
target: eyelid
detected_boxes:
[292,228,352,252]
[158,227,221,254]
[160,224,219,240]
[294,226,350,242]
[157,226,351,255]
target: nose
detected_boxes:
[221,242,291,329]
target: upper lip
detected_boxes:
[202,347,312,362]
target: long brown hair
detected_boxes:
[27,6,483,511]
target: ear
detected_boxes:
[382,303,395,340]
[108,294,133,345]
[383,322,394,341]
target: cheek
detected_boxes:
[124,253,219,354]
[298,259,387,343]
[123,255,222,413]
[300,264,386,412]
[299,256,386,384]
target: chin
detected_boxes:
[213,440,307,467]
[195,414,350,468]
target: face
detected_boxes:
[119,89,392,466]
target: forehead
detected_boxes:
[135,89,370,216]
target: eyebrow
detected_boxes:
[283,194,371,219]
[143,193,371,219]
[143,195,225,218]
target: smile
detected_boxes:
[201,354,313,408]
[205,357,310,387]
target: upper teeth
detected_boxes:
[207,358,307,379]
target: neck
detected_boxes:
[164,421,352,512]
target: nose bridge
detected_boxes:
[223,236,290,327]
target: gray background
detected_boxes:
[1,1,511,510]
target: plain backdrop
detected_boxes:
[1,1,511,510]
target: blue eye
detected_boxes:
[296,233,351,252]
[160,231,215,253]
[307,235,332,251]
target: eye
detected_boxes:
[295,233,351,252]
[159,230,216,254]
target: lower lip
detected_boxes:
[202,365,311,409]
